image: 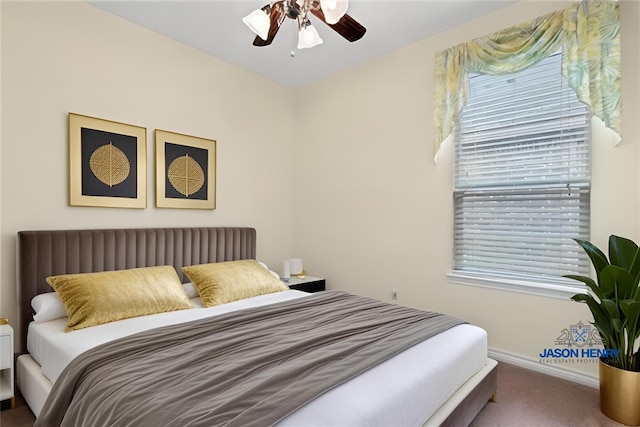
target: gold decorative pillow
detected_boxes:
[46,265,192,331]
[182,260,289,307]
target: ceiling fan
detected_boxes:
[243,0,366,50]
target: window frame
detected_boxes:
[449,52,591,299]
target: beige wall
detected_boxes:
[0,1,3,326]
[293,0,640,380]
[0,1,296,334]
[2,0,638,383]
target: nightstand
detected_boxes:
[286,276,326,293]
[0,323,15,409]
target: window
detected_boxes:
[450,52,591,298]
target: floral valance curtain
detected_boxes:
[433,0,620,163]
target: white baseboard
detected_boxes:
[488,348,599,389]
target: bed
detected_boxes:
[15,227,497,426]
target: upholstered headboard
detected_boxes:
[16,227,256,353]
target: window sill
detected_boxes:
[447,271,585,300]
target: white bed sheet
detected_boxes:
[27,290,310,383]
[27,290,488,426]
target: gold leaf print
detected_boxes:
[167,155,205,197]
[89,142,130,187]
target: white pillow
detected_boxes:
[190,297,204,308]
[182,282,199,299]
[31,292,68,323]
[257,261,281,279]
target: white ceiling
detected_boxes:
[90,0,515,87]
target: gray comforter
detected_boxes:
[35,290,466,427]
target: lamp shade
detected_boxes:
[289,259,303,275]
[320,0,348,24]
[242,9,270,40]
[297,25,323,49]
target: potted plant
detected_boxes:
[566,235,640,426]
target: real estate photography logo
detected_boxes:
[539,321,619,365]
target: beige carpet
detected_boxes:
[470,362,625,427]
[0,362,628,427]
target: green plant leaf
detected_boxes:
[574,238,609,274]
[611,318,623,334]
[620,300,640,318]
[594,325,616,351]
[609,235,639,271]
[572,293,615,349]
[604,265,636,300]
[620,300,640,344]
[598,266,622,298]
[609,235,640,298]
[565,275,603,300]
[629,253,640,289]
[570,235,640,371]
[602,298,620,320]
[571,293,594,304]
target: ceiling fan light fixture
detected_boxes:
[297,23,323,49]
[242,6,271,40]
[320,0,348,24]
[245,0,364,48]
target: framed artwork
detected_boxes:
[68,113,147,208]
[155,129,216,209]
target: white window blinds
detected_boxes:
[453,52,591,285]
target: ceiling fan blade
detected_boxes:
[253,3,286,47]
[309,1,366,42]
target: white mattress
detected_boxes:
[27,290,488,426]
